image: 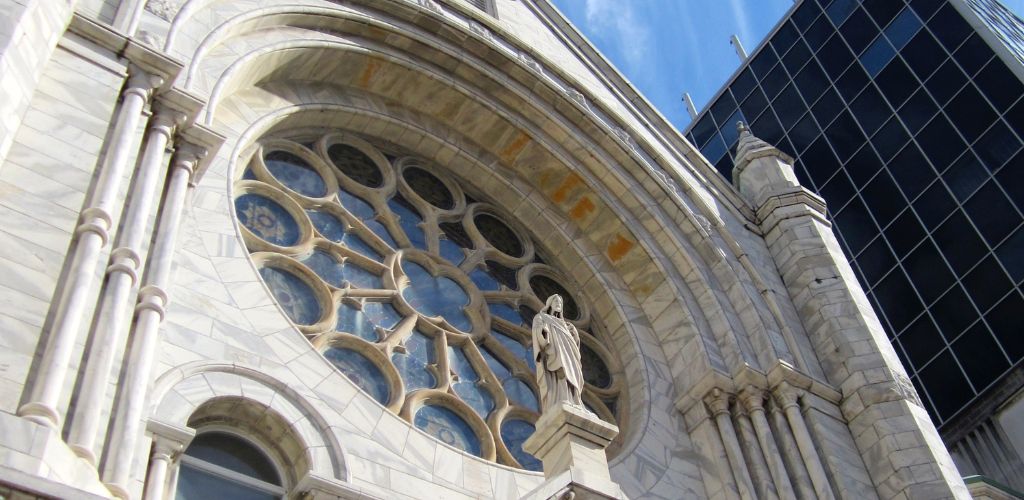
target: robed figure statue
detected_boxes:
[531,294,586,411]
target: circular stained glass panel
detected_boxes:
[263,150,326,197]
[235,194,300,247]
[529,275,579,320]
[580,343,611,389]
[474,213,523,257]
[404,166,454,209]
[501,419,541,472]
[414,404,481,457]
[258,266,321,325]
[401,261,471,331]
[324,347,389,404]
[328,144,383,187]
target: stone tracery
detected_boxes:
[234,131,624,470]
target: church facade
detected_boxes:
[0,0,975,498]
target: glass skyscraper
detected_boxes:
[686,0,1024,488]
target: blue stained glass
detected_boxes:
[302,250,382,289]
[401,261,471,331]
[307,210,346,240]
[302,249,344,286]
[388,197,426,249]
[448,346,495,418]
[439,238,465,265]
[362,302,403,330]
[338,190,376,220]
[503,378,539,411]
[324,347,389,404]
[258,266,320,325]
[364,219,398,249]
[492,330,535,371]
[414,405,481,457]
[264,150,326,197]
[489,303,524,326]
[500,419,541,471]
[336,301,402,341]
[469,268,500,291]
[242,167,257,180]
[392,329,437,391]
[235,194,300,246]
[336,303,378,341]
[307,210,383,260]
[480,347,511,380]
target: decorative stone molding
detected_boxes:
[564,87,588,110]
[468,20,491,39]
[415,0,443,14]
[519,51,543,73]
[145,0,185,22]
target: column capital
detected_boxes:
[148,106,187,138]
[738,385,768,414]
[772,382,802,410]
[704,387,734,417]
[123,65,164,101]
[170,143,207,181]
[147,419,195,457]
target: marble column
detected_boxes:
[103,145,204,499]
[17,68,162,430]
[67,106,183,465]
[739,386,796,500]
[142,420,195,500]
[774,384,834,500]
[734,402,778,500]
[768,397,815,499]
[705,388,756,500]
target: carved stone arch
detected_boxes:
[149,362,350,482]
[208,101,712,494]
[171,1,803,391]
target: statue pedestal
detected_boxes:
[521,403,625,499]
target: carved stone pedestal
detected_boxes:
[521,403,625,500]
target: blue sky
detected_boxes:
[549,0,1024,131]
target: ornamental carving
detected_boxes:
[233,131,626,470]
[145,0,184,21]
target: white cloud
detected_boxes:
[727,0,754,54]
[581,0,652,73]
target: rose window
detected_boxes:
[234,133,624,470]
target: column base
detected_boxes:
[0,412,109,498]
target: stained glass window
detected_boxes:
[263,150,327,197]
[414,404,481,456]
[258,266,320,325]
[324,347,390,404]
[235,194,300,247]
[235,135,623,470]
[501,420,542,472]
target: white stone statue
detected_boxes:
[531,294,586,411]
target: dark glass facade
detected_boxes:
[686,0,1024,429]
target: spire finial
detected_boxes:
[737,121,750,136]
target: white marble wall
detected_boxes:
[0,0,972,499]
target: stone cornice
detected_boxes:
[67,13,182,90]
[755,188,830,235]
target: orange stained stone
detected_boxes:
[606,234,635,263]
[569,197,595,220]
[500,131,531,163]
[551,172,582,203]
[358,59,381,88]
